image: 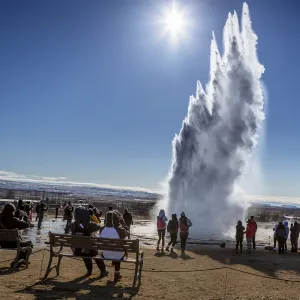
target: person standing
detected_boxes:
[245,219,256,254]
[275,222,287,255]
[273,223,278,251]
[290,223,297,252]
[156,209,168,252]
[294,221,300,251]
[55,206,59,219]
[235,220,245,254]
[35,202,41,222]
[123,209,133,238]
[63,201,74,234]
[179,212,192,256]
[166,214,179,253]
[250,216,257,250]
[283,221,289,252]
[37,202,48,229]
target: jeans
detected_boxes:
[180,232,188,251]
[277,236,285,254]
[246,237,252,253]
[38,215,44,229]
[65,218,72,234]
[252,234,256,250]
[236,239,243,253]
[168,232,177,247]
[157,229,166,248]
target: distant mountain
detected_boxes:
[0,179,161,201]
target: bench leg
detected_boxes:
[133,261,139,287]
[56,255,62,276]
[138,259,144,284]
[44,252,54,279]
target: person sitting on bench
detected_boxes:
[0,203,33,267]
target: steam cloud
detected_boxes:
[166,3,265,235]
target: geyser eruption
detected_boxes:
[166,3,265,236]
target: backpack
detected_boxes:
[74,206,90,224]
[167,220,178,233]
[157,216,165,229]
[180,217,189,232]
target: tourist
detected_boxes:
[37,202,48,229]
[104,206,120,228]
[290,223,297,252]
[156,209,168,252]
[273,223,278,251]
[100,207,128,281]
[123,209,133,238]
[294,221,300,251]
[63,201,74,234]
[250,216,257,250]
[275,221,287,255]
[0,203,33,268]
[235,220,245,254]
[166,213,179,253]
[245,219,256,254]
[70,206,109,278]
[35,202,41,221]
[283,221,289,252]
[179,211,192,256]
[55,206,59,219]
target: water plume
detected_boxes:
[166,3,265,236]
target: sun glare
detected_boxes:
[162,4,186,42]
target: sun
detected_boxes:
[165,8,183,37]
[162,4,186,42]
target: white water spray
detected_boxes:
[166,3,265,236]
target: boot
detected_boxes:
[165,246,170,252]
[181,250,185,256]
[114,271,122,282]
[156,245,159,251]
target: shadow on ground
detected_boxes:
[17,275,140,300]
[187,244,300,280]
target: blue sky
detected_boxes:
[0,0,299,196]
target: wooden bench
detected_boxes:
[0,229,32,269]
[44,232,144,286]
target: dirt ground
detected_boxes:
[1,245,300,300]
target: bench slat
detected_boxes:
[0,229,19,242]
[56,253,138,263]
[49,233,139,253]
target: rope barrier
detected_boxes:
[1,247,300,283]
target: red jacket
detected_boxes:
[245,221,256,238]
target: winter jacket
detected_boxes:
[275,224,287,238]
[283,221,289,239]
[157,210,168,229]
[290,226,297,240]
[179,216,192,233]
[236,223,245,241]
[245,221,256,238]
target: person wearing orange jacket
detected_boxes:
[245,219,256,254]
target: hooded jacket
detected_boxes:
[157,209,168,229]
[236,221,245,241]
[276,223,287,238]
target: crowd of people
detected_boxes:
[156,209,192,256]
[236,216,300,255]
[2,199,300,281]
